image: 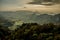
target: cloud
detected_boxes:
[0,0,60,12]
[28,0,60,4]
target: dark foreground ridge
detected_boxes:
[0,23,60,40]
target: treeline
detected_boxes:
[0,23,60,40]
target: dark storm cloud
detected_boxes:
[28,0,60,4]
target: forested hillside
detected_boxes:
[0,23,60,40]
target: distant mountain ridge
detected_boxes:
[0,10,60,24]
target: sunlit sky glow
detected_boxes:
[0,0,60,13]
[0,0,32,11]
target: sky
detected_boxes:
[0,0,32,6]
[0,0,32,11]
[0,0,60,12]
